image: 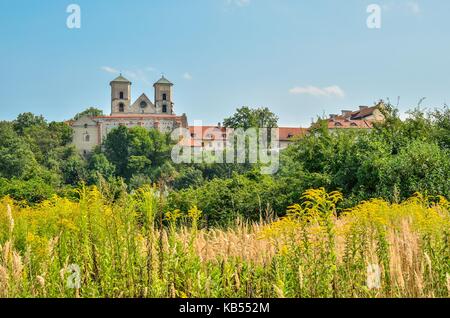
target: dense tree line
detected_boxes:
[0,105,448,226]
[167,105,450,224]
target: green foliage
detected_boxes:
[86,153,115,184]
[0,114,77,201]
[278,104,450,207]
[0,136,38,179]
[49,121,74,146]
[103,125,130,176]
[168,173,283,225]
[73,107,104,121]
[0,103,449,222]
[0,178,56,203]
[61,155,87,186]
[378,140,450,200]
[13,112,46,135]
[431,106,450,149]
[223,106,278,129]
[103,126,174,180]
[172,166,204,190]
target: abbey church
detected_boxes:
[71,75,188,154]
[71,75,381,155]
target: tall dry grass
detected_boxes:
[0,186,448,298]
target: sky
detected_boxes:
[0,0,449,127]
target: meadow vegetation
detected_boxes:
[0,187,448,298]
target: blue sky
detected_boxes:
[0,0,449,126]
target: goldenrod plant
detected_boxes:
[0,186,448,298]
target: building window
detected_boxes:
[84,134,90,142]
[162,104,167,113]
[162,93,167,101]
[119,103,125,112]
[84,124,88,129]
[120,92,124,99]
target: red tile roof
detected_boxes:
[349,106,379,120]
[188,126,307,142]
[95,114,182,120]
[278,127,308,141]
[328,119,374,129]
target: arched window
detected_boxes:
[162,93,167,101]
[120,92,124,99]
[84,134,90,142]
[119,103,125,112]
[84,124,88,129]
[162,104,167,113]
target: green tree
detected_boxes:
[223,106,278,129]
[0,177,56,203]
[103,126,173,179]
[168,173,283,226]
[378,140,450,200]
[49,121,73,146]
[87,153,116,184]
[73,107,104,120]
[13,112,47,135]
[173,166,204,190]
[61,155,87,185]
[104,125,131,177]
[431,106,450,149]
[0,124,39,179]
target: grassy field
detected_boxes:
[0,186,449,298]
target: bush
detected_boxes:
[0,178,56,203]
[378,140,450,200]
[168,173,284,226]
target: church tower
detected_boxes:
[153,75,174,114]
[110,74,131,115]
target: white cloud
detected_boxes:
[289,85,346,98]
[227,0,251,7]
[183,72,193,80]
[101,66,119,74]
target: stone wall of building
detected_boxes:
[71,116,101,154]
[71,75,187,154]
